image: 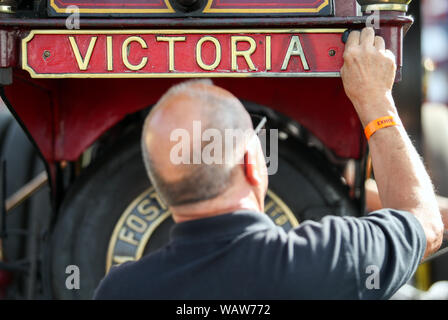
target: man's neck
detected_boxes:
[171,192,262,223]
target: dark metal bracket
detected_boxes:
[0,68,12,86]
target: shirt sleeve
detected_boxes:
[341,209,426,299]
[284,209,426,299]
[93,262,134,300]
[93,269,117,300]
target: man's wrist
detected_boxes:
[366,122,403,143]
[364,116,400,141]
[352,92,398,127]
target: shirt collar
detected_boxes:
[169,210,276,244]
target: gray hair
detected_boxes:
[141,79,252,206]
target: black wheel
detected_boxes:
[50,110,358,300]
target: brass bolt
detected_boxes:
[43,50,51,60]
[0,0,15,13]
[0,5,13,13]
[356,0,412,12]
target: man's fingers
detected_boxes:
[360,27,375,47]
[385,49,396,61]
[374,36,386,51]
[345,30,361,48]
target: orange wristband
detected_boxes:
[364,116,398,141]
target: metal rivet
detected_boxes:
[43,50,51,59]
[329,49,336,57]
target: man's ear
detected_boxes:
[243,150,262,186]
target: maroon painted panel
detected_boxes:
[334,0,358,17]
[50,0,173,12]
[206,0,329,10]
[4,73,362,163]
[48,0,333,15]
[3,74,55,161]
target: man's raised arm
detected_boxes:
[340,27,444,258]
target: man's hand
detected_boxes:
[341,28,398,127]
[341,27,444,258]
[436,196,448,238]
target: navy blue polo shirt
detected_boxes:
[94,209,426,300]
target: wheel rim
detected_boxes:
[106,187,298,273]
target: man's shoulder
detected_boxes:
[93,260,137,299]
[93,249,167,299]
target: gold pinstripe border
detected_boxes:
[50,0,175,13]
[203,0,330,13]
[22,28,345,79]
[50,0,330,15]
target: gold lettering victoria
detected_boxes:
[122,36,148,71]
[69,36,97,71]
[231,36,257,71]
[281,35,310,71]
[156,36,186,71]
[51,30,342,79]
[196,36,222,71]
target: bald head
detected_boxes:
[141,80,255,207]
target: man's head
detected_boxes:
[141,80,268,221]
